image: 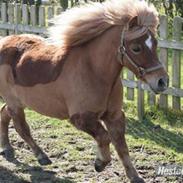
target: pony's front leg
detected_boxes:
[104,111,145,183]
[70,111,111,172]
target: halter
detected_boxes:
[117,27,163,78]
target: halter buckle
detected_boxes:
[117,45,126,65]
[138,67,146,77]
[119,45,126,55]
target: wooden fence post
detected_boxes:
[8,4,14,35]
[148,91,156,106]
[1,3,8,36]
[47,6,54,26]
[137,81,144,121]
[15,4,21,34]
[127,70,134,100]
[22,4,29,33]
[30,5,37,27]
[158,15,168,108]
[39,6,45,36]
[172,17,182,110]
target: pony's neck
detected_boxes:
[88,26,123,84]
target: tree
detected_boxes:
[149,0,183,18]
[60,0,68,10]
[174,0,183,17]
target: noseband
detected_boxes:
[117,27,163,78]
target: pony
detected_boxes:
[0,0,168,182]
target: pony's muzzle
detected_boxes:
[145,73,169,94]
[151,76,169,94]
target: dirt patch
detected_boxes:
[0,118,182,183]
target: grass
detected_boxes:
[0,99,183,183]
[124,100,183,161]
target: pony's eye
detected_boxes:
[130,44,142,54]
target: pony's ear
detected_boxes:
[128,16,138,29]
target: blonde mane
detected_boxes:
[48,0,159,49]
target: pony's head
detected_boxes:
[118,16,169,93]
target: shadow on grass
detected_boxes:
[0,166,29,183]
[0,159,75,183]
[156,107,183,127]
[127,115,183,153]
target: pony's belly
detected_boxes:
[14,84,69,120]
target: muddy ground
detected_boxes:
[0,111,183,183]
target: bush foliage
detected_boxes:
[149,0,183,17]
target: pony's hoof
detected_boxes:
[0,148,15,161]
[130,177,145,183]
[94,159,109,172]
[38,156,52,165]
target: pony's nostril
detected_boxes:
[158,78,166,89]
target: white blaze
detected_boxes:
[145,35,152,50]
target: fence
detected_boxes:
[0,2,183,120]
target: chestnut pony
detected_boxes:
[0,0,168,182]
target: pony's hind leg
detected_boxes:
[70,111,111,172]
[8,107,52,165]
[0,104,14,160]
